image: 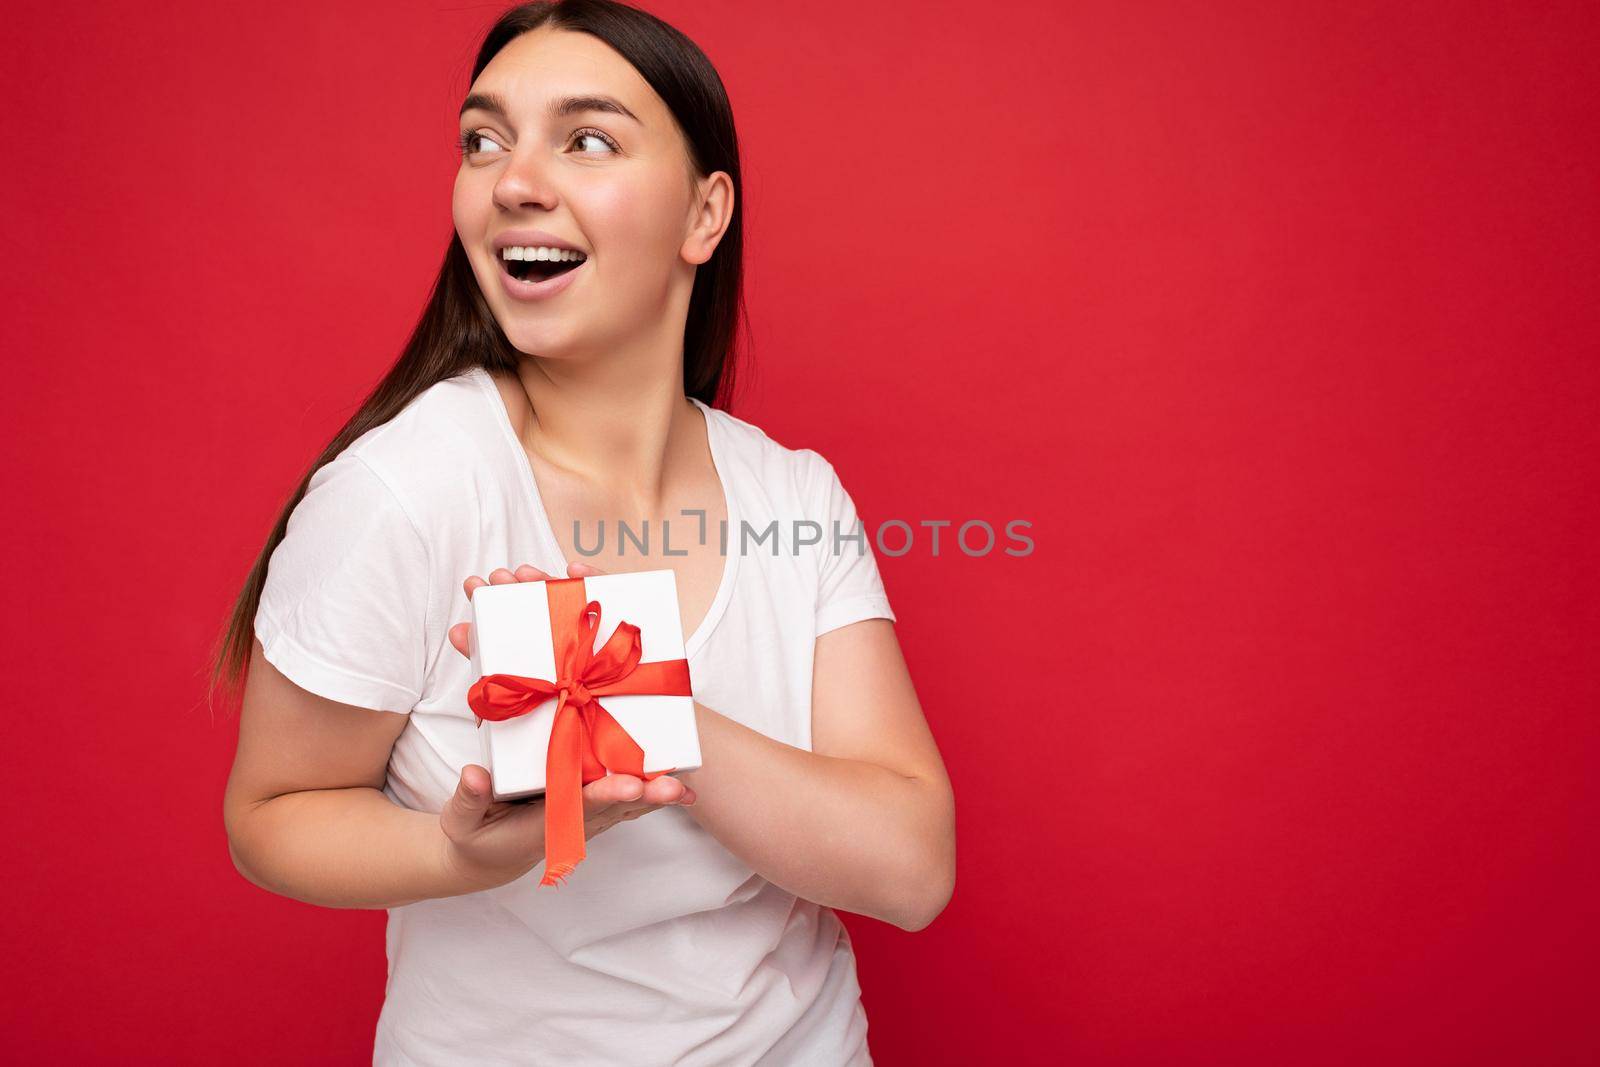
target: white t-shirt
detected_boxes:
[253,365,896,1066]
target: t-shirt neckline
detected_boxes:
[468,365,739,660]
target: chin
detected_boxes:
[500,323,582,359]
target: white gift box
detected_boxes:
[467,569,702,802]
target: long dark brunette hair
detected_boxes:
[208,0,746,707]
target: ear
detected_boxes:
[681,171,735,266]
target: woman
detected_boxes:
[215,2,955,1063]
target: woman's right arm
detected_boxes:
[223,637,512,909]
[224,625,695,909]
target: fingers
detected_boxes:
[584,773,644,812]
[462,763,493,796]
[463,563,557,602]
[581,773,695,818]
[441,764,493,839]
[615,776,698,823]
[568,561,607,577]
[643,774,695,805]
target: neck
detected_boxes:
[503,331,701,511]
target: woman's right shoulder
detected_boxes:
[305,368,507,534]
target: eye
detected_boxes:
[457,129,505,157]
[569,127,621,154]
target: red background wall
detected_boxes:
[3,1,1596,1062]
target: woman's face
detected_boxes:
[453,26,721,360]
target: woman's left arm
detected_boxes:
[679,618,955,931]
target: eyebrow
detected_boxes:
[458,90,642,125]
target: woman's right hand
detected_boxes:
[436,561,697,893]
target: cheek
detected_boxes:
[586,176,688,259]
[451,171,480,243]
[451,174,499,291]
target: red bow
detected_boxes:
[467,577,692,887]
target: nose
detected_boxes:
[492,147,560,212]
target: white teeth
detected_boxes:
[500,245,587,262]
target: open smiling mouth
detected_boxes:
[501,250,587,283]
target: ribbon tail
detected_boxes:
[587,699,651,779]
[579,705,609,783]
[541,698,587,888]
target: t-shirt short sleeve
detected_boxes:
[253,452,433,713]
[805,451,897,637]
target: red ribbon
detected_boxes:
[466,577,692,888]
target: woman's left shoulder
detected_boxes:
[697,400,837,504]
